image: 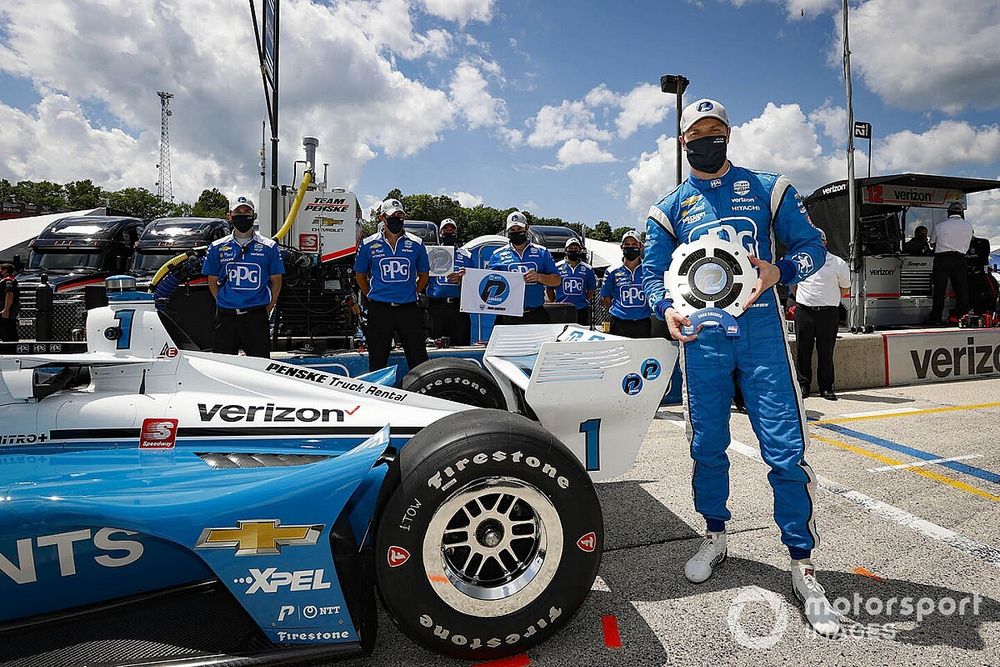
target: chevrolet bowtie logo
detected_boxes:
[195,520,323,556]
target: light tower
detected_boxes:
[156,91,174,203]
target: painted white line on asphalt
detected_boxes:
[662,420,1000,569]
[591,575,611,592]
[868,454,983,472]
[836,407,922,419]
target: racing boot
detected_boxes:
[684,531,727,583]
[791,559,841,637]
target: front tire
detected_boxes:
[375,410,603,660]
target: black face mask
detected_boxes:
[231,215,254,233]
[686,135,728,174]
[509,231,527,246]
[622,247,641,261]
[440,233,457,246]
[385,218,405,235]
[566,250,582,262]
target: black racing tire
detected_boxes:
[375,409,603,660]
[401,358,506,409]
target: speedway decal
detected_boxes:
[264,362,408,402]
[195,520,323,556]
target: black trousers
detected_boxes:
[0,317,18,342]
[930,252,970,320]
[610,316,652,338]
[428,298,471,346]
[498,307,551,326]
[575,306,591,326]
[794,305,839,392]
[367,300,428,372]
[213,308,271,358]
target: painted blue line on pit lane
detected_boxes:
[816,423,1000,486]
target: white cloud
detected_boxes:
[723,0,839,20]
[0,0,458,201]
[451,190,485,207]
[875,121,1000,173]
[967,183,1000,253]
[421,0,495,27]
[526,100,612,148]
[552,139,616,169]
[807,103,847,144]
[626,102,845,217]
[615,83,672,139]
[450,61,506,129]
[841,0,1000,112]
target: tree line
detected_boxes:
[0,179,640,242]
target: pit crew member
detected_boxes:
[202,196,283,358]
[600,231,651,338]
[426,217,472,345]
[355,198,430,372]
[642,98,837,636]
[488,211,560,325]
[549,237,596,326]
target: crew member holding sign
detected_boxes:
[354,198,430,371]
[549,237,597,325]
[601,231,651,337]
[488,211,560,325]
[203,196,283,358]
[426,218,472,345]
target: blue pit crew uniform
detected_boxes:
[426,246,473,345]
[202,232,284,358]
[601,264,652,338]
[553,259,597,325]
[354,231,430,372]
[488,242,559,325]
[642,165,826,559]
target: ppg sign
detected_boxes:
[228,263,261,290]
[563,277,585,295]
[378,257,411,283]
[620,285,645,307]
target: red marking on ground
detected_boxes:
[472,653,530,667]
[427,574,448,584]
[602,614,622,648]
[854,566,884,582]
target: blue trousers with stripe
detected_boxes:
[679,302,819,556]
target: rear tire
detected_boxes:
[375,410,603,660]
[401,358,506,409]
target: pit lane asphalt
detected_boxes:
[338,378,1000,667]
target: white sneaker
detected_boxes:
[684,531,727,583]
[791,559,841,637]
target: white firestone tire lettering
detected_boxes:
[401,358,506,409]
[375,410,603,660]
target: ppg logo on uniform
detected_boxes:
[228,263,261,290]
[378,257,411,283]
[563,277,584,295]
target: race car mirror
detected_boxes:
[665,234,755,337]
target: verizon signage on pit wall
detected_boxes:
[862,185,966,209]
[884,330,1000,385]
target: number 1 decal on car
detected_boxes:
[113,309,135,350]
[579,419,601,471]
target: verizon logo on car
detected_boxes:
[197,403,358,423]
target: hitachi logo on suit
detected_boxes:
[197,403,358,423]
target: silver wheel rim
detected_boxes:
[422,477,563,617]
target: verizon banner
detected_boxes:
[862,184,966,209]
[884,329,1000,385]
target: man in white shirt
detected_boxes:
[927,202,974,324]
[792,229,849,400]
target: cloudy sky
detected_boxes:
[1,0,999,244]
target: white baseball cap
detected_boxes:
[380,198,405,216]
[621,230,642,244]
[680,98,729,134]
[231,195,256,212]
[505,211,528,230]
[439,218,458,230]
[564,237,584,250]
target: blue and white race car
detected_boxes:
[0,279,676,665]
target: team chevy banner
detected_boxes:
[460,268,526,317]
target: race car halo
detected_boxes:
[665,233,755,319]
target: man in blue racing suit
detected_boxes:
[643,98,839,637]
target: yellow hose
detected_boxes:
[150,170,314,287]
